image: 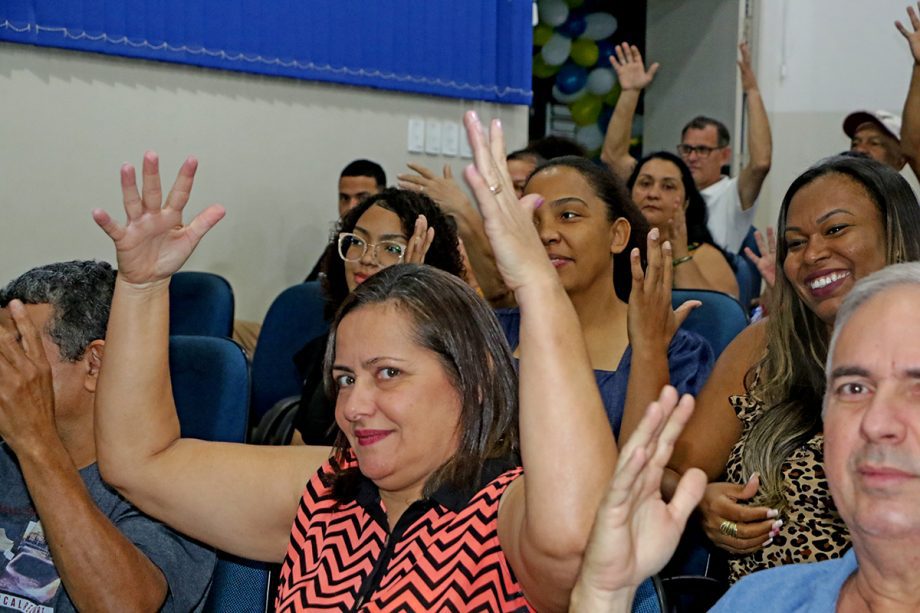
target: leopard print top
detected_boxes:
[724,390,851,583]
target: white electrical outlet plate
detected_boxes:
[441,121,459,156]
[425,119,442,154]
[408,118,425,153]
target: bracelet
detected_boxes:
[672,254,694,267]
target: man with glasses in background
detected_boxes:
[677,43,772,253]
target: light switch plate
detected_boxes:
[441,121,459,156]
[425,119,442,154]
[408,118,425,153]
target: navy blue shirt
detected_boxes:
[495,308,715,437]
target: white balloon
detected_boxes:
[541,33,572,67]
[583,13,618,40]
[586,67,616,96]
[538,0,570,27]
[576,124,604,151]
[552,84,586,104]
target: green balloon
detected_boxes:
[533,53,561,79]
[604,81,622,106]
[564,0,584,8]
[569,94,603,126]
[570,38,599,68]
[533,23,554,47]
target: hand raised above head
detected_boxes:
[608,43,659,91]
[403,214,435,264]
[462,111,555,293]
[92,152,225,288]
[895,3,920,64]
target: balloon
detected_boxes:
[583,13,618,40]
[570,94,603,126]
[555,63,588,95]
[595,39,616,66]
[533,23,554,47]
[538,0,569,27]
[597,105,614,131]
[575,124,604,151]
[552,84,587,104]
[541,34,572,66]
[564,0,584,8]
[558,14,587,38]
[603,81,622,106]
[586,67,616,95]
[533,53,561,79]
[570,38,599,67]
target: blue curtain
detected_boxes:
[0,0,532,105]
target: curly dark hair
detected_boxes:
[320,188,465,319]
[526,156,649,302]
[0,260,116,361]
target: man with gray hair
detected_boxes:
[0,260,214,612]
[570,262,920,611]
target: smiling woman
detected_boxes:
[667,154,920,583]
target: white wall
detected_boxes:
[0,43,528,320]
[751,0,919,229]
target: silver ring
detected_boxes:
[489,183,503,195]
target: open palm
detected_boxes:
[92,152,225,285]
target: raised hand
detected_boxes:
[0,301,56,451]
[737,42,759,93]
[608,43,659,91]
[743,227,777,288]
[627,229,699,355]
[403,214,435,264]
[572,387,707,601]
[92,152,225,286]
[896,3,920,63]
[398,163,474,216]
[699,475,781,555]
[462,111,554,292]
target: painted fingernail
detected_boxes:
[762,538,773,547]
[767,508,779,519]
[771,520,783,530]
[662,240,671,251]
[649,227,659,240]
[534,197,544,209]
[494,118,502,129]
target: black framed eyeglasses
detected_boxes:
[676,144,725,158]
[337,232,406,265]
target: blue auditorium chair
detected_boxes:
[250,282,329,421]
[672,289,749,358]
[169,271,235,338]
[169,335,270,612]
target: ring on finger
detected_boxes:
[719,520,739,538]
[489,183,503,195]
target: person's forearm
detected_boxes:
[516,279,617,557]
[902,64,920,169]
[17,440,166,611]
[745,89,772,174]
[456,211,515,307]
[617,350,669,446]
[601,89,641,181]
[95,277,179,486]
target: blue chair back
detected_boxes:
[737,226,764,310]
[250,282,329,420]
[632,575,667,612]
[168,336,270,612]
[672,289,749,358]
[169,272,235,338]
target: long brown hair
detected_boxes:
[742,155,920,509]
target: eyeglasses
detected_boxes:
[676,144,725,158]
[337,232,406,265]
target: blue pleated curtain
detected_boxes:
[0,0,532,105]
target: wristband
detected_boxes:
[672,255,694,267]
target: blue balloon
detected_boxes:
[597,105,614,131]
[555,64,588,95]
[557,14,587,38]
[595,39,616,66]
